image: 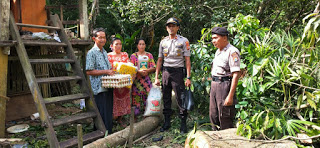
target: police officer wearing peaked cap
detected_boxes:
[154,17,191,134]
[210,27,241,130]
[165,17,180,26]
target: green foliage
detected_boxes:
[227,14,320,141]
[302,12,320,47]
[91,0,316,49]
[190,13,320,144]
[189,40,216,112]
[115,29,141,55]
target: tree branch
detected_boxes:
[295,111,320,131]
[203,5,227,13]
[284,80,320,91]
[314,0,320,13]
[89,0,98,21]
[257,0,270,20]
[269,10,281,30]
[286,1,305,31]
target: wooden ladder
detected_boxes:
[9,12,106,148]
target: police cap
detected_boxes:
[166,17,180,26]
[211,27,229,36]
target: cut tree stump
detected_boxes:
[185,128,297,148]
[84,116,162,148]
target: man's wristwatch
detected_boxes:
[187,76,191,80]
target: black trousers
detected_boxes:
[94,89,113,134]
[209,80,236,130]
[162,68,187,118]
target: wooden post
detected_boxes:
[128,88,134,147]
[60,5,63,22]
[128,106,135,148]
[77,124,83,148]
[0,0,10,138]
[79,0,89,40]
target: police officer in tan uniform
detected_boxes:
[154,17,191,134]
[210,27,240,130]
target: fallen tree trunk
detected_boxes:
[185,128,297,148]
[84,116,162,148]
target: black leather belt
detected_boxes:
[212,76,232,82]
[163,67,183,72]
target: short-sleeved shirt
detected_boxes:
[86,44,112,95]
[158,35,190,68]
[211,43,240,77]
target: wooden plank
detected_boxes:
[9,53,87,61]
[45,5,78,9]
[70,39,93,46]
[79,0,89,40]
[0,40,16,47]
[1,39,92,47]
[9,12,60,147]
[16,23,60,30]
[50,14,106,132]
[62,20,80,25]
[44,93,89,104]
[0,0,10,138]
[46,20,80,25]
[23,40,67,46]
[60,130,104,148]
[5,93,37,121]
[36,76,82,84]
[18,0,48,33]
[29,59,75,64]
[52,111,97,127]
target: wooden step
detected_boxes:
[44,93,90,104]
[16,23,61,30]
[29,59,75,64]
[23,40,67,46]
[36,76,82,84]
[52,111,97,127]
[0,40,17,47]
[59,130,104,148]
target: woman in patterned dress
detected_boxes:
[130,38,156,115]
[107,38,131,126]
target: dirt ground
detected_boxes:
[3,103,186,148]
[131,126,185,148]
[3,104,308,148]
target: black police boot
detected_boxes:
[160,115,171,132]
[180,117,187,134]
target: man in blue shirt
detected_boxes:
[86,28,115,134]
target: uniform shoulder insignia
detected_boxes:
[185,41,190,50]
[231,52,239,62]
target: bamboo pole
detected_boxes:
[0,0,10,138]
